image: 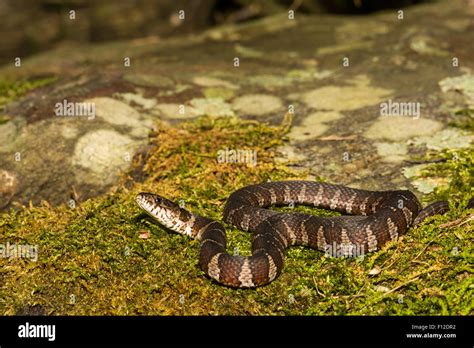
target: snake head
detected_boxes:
[135,192,196,236]
[136,192,181,217]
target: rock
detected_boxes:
[85,97,141,127]
[0,122,18,152]
[203,87,235,101]
[439,74,474,108]
[153,103,201,119]
[59,123,80,139]
[289,124,328,141]
[402,164,449,194]
[247,69,333,89]
[71,130,139,186]
[248,74,294,88]
[443,19,472,31]
[123,73,174,88]
[411,177,449,194]
[275,145,307,163]
[234,43,264,58]
[0,169,18,208]
[402,164,429,179]
[413,128,473,151]
[302,75,392,111]
[317,41,373,55]
[192,76,238,90]
[365,117,443,141]
[289,111,342,141]
[232,94,283,116]
[116,92,157,110]
[84,97,154,138]
[375,142,408,163]
[409,35,449,56]
[335,20,390,41]
[1,0,473,211]
[288,69,333,81]
[190,98,234,117]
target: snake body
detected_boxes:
[136,181,464,288]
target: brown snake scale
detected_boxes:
[136,180,470,288]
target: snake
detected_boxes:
[136,181,472,288]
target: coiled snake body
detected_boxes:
[136,181,466,288]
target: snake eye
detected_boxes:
[136,193,160,208]
[146,195,176,209]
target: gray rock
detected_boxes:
[232,94,283,116]
[72,130,139,186]
[365,117,443,141]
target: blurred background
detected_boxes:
[0,0,430,64]
[2,0,471,212]
[0,0,473,317]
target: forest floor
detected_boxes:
[1,116,472,315]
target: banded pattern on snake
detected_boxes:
[136,181,471,288]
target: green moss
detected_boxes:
[0,115,10,125]
[417,148,473,206]
[0,115,472,315]
[0,77,57,111]
[203,87,235,101]
[450,109,474,131]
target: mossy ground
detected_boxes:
[0,115,472,315]
[0,77,57,126]
[0,77,56,112]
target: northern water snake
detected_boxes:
[136,181,471,288]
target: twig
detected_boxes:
[317,135,357,141]
[383,265,444,296]
[312,275,326,297]
[404,158,447,165]
[439,214,473,228]
[384,276,420,295]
